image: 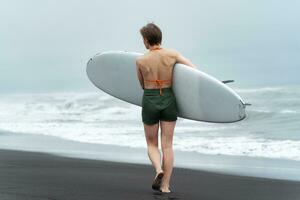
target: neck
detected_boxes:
[149,44,161,51]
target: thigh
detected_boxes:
[143,123,160,146]
[160,120,176,149]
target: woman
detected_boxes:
[136,22,196,193]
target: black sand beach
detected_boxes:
[0,149,300,200]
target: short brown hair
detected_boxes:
[139,22,162,46]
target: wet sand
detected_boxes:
[0,149,300,200]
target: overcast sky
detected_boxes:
[0,0,299,93]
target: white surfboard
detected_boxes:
[86,51,247,123]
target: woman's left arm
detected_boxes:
[135,59,145,89]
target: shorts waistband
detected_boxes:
[143,87,173,94]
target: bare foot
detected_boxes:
[159,187,171,193]
[152,170,164,191]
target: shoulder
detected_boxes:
[163,48,180,59]
[136,55,145,67]
[136,55,143,62]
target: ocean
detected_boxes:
[0,85,299,161]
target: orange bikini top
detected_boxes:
[144,46,171,96]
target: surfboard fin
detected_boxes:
[240,100,251,108]
[222,80,234,84]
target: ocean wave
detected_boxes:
[174,136,300,161]
[0,87,300,161]
[236,86,285,93]
[1,124,300,161]
[279,109,298,114]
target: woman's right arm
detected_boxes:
[172,50,197,69]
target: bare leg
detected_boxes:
[143,122,163,174]
[160,120,176,193]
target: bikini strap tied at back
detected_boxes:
[144,79,172,96]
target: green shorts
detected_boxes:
[142,87,178,125]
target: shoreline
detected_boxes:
[1,130,300,182]
[0,149,300,200]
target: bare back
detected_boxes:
[137,48,177,89]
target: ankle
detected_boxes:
[160,183,169,189]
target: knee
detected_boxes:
[145,134,158,146]
[147,139,158,148]
[161,143,173,151]
[161,135,173,150]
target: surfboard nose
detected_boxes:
[87,52,105,65]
